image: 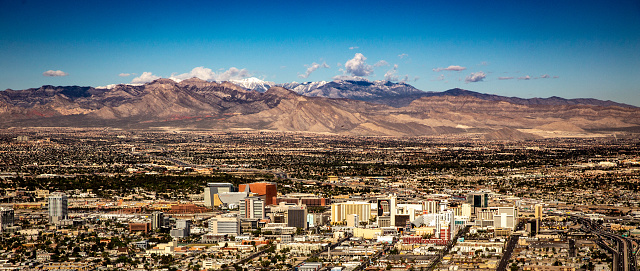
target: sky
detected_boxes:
[1,0,639,105]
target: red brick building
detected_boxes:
[129,222,151,233]
[274,197,331,207]
[239,182,277,205]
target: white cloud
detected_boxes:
[498,76,514,80]
[298,62,329,79]
[118,73,133,77]
[349,46,359,50]
[540,74,550,79]
[170,66,216,81]
[479,61,489,66]
[216,67,252,81]
[344,53,374,77]
[374,60,389,67]
[382,64,417,82]
[398,53,408,59]
[465,71,486,83]
[433,65,466,72]
[42,70,68,77]
[169,66,252,82]
[553,76,559,79]
[384,64,399,81]
[518,75,531,80]
[131,72,160,84]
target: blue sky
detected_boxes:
[1,0,639,105]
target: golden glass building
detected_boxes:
[331,201,371,224]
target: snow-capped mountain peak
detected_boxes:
[228,77,275,92]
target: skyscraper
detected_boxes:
[287,207,307,229]
[377,195,397,227]
[422,200,439,214]
[152,211,164,230]
[534,204,543,219]
[239,197,265,219]
[0,207,14,233]
[331,201,371,224]
[48,192,68,223]
[467,192,489,208]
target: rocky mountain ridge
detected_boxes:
[1,78,639,139]
[232,77,634,108]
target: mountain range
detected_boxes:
[1,77,639,139]
[231,77,633,108]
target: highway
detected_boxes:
[570,215,636,271]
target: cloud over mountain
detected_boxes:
[168,67,252,82]
[42,70,68,77]
[384,64,399,81]
[131,72,160,84]
[299,62,329,78]
[345,53,374,77]
[465,71,486,83]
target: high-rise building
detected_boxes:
[439,200,449,212]
[526,219,539,236]
[204,183,236,207]
[176,219,191,233]
[442,210,456,241]
[476,206,518,230]
[422,200,439,214]
[0,207,14,233]
[461,203,471,217]
[287,207,307,229]
[48,192,68,223]
[152,212,164,230]
[171,219,191,238]
[467,192,489,208]
[534,204,543,219]
[239,197,265,219]
[377,195,397,227]
[209,216,240,235]
[239,182,277,205]
[331,201,371,224]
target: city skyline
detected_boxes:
[1,0,639,105]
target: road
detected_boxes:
[496,233,521,271]
[352,244,391,271]
[426,225,470,270]
[290,234,352,271]
[570,215,636,271]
